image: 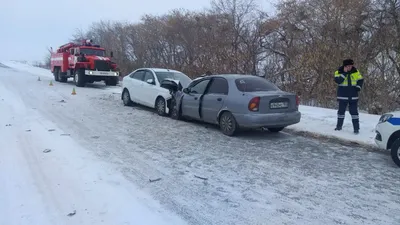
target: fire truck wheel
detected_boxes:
[59,73,67,83]
[54,69,60,82]
[74,69,86,87]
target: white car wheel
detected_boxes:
[122,89,133,106]
[390,138,400,167]
[156,97,166,116]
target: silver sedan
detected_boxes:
[171,74,301,136]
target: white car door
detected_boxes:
[127,70,145,104]
[141,70,160,108]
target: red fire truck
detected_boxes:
[50,39,119,87]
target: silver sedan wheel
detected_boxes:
[221,116,233,132]
[219,112,237,136]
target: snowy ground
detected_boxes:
[1,61,400,225]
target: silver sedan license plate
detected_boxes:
[270,102,288,109]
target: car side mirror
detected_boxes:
[110,51,113,58]
[183,88,189,94]
[146,78,155,85]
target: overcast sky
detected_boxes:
[1,0,275,63]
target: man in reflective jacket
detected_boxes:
[334,59,364,134]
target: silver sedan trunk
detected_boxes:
[248,91,298,114]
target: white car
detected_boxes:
[375,112,400,167]
[121,68,192,116]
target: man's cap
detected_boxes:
[343,59,354,66]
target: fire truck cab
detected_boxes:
[50,39,119,87]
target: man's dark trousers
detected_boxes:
[336,100,359,131]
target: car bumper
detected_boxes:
[85,70,119,76]
[233,111,301,128]
[374,130,386,149]
[375,122,392,150]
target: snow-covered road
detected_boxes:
[1,66,400,225]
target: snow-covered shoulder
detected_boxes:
[290,105,380,147]
[0,76,185,225]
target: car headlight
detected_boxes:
[379,114,393,123]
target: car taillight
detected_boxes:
[296,95,300,106]
[248,97,260,112]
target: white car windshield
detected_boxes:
[155,72,192,88]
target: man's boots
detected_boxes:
[335,118,344,131]
[352,118,360,134]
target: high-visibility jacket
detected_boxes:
[334,66,364,101]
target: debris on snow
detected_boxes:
[59,100,66,103]
[5,124,11,126]
[43,149,52,153]
[91,136,100,139]
[26,129,31,132]
[67,210,76,217]
[194,175,208,180]
[60,133,71,136]
[149,178,162,183]
[48,129,56,132]
[187,160,195,167]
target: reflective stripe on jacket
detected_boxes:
[334,66,363,101]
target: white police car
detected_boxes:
[375,112,400,167]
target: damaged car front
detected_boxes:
[159,75,191,116]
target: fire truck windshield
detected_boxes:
[80,48,105,56]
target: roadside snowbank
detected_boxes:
[2,60,380,147]
[290,105,380,147]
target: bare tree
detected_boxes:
[52,0,400,113]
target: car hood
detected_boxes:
[386,111,400,117]
[163,78,180,85]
